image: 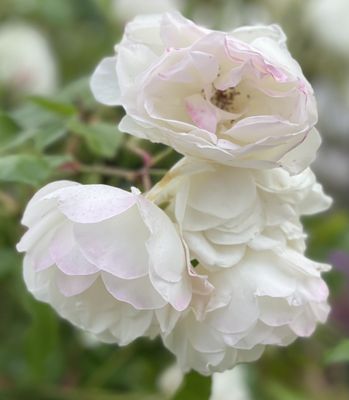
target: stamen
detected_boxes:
[210,87,241,113]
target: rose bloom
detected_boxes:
[148,158,332,270]
[161,249,330,374]
[147,159,331,374]
[91,12,319,173]
[17,181,210,344]
[210,366,251,400]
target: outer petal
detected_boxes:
[90,57,121,106]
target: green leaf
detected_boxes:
[0,113,21,149]
[0,155,51,186]
[172,372,211,400]
[68,118,123,158]
[24,299,60,383]
[33,124,67,150]
[57,76,94,105]
[44,154,73,169]
[325,340,349,364]
[266,382,308,400]
[12,102,61,129]
[29,96,77,117]
[0,249,20,279]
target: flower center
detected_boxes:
[210,87,241,113]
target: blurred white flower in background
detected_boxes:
[158,363,184,398]
[112,0,183,22]
[193,1,270,30]
[79,331,100,349]
[210,366,251,400]
[158,364,251,399]
[0,22,57,95]
[306,0,349,59]
[314,80,349,143]
[312,80,349,196]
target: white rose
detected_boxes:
[162,249,330,375]
[91,12,319,173]
[157,363,184,398]
[148,158,332,270]
[0,23,57,95]
[147,159,331,374]
[16,181,209,344]
[210,366,251,400]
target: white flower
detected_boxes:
[0,23,57,95]
[148,158,332,270]
[91,12,319,173]
[16,181,208,344]
[162,249,330,375]
[148,159,331,374]
[306,0,349,59]
[113,0,183,22]
[210,366,251,400]
[158,363,184,398]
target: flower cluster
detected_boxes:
[18,12,331,375]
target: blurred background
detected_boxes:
[0,0,348,399]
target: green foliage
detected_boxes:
[325,340,349,365]
[172,372,211,400]
[0,0,348,399]
[68,118,124,158]
[0,154,58,186]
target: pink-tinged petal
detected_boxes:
[214,64,244,91]
[56,271,98,297]
[49,223,99,276]
[209,293,259,335]
[226,115,300,143]
[102,272,167,310]
[117,44,158,89]
[185,94,217,133]
[109,307,154,346]
[289,308,317,337]
[299,278,329,303]
[137,196,186,282]
[149,267,191,311]
[26,231,56,272]
[310,302,330,324]
[124,14,163,47]
[231,24,287,45]
[21,181,79,227]
[160,12,207,49]
[182,206,222,231]
[22,256,53,302]
[17,209,63,252]
[190,51,219,83]
[279,128,321,174]
[184,231,245,269]
[187,167,255,219]
[155,306,181,334]
[51,184,136,223]
[90,57,121,106]
[157,54,195,83]
[257,297,302,327]
[74,204,149,279]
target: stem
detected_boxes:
[150,147,173,167]
[77,164,136,180]
[67,163,168,181]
